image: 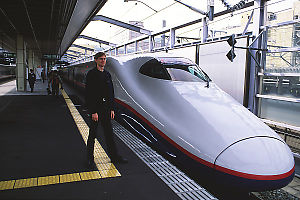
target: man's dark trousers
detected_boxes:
[87,105,118,161]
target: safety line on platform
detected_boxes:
[60,89,121,174]
[0,170,119,191]
[0,90,121,191]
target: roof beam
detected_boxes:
[0,7,17,32]
[67,49,83,55]
[61,57,72,60]
[71,44,94,52]
[174,0,207,16]
[22,0,41,54]
[64,53,78,59]
[60,0,107,56]
[77,35,116,46]
[61,56,74,61]
[92,15,151,35]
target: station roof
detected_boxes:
[0,0,107,56]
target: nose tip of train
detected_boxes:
[214,137,295,191]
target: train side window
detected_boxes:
[139,59,171,80]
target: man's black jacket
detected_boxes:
[85,67,115,114]
[28,72,36,83]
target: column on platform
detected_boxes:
[34,53,41,80]
[34,54,41,68]
[28,49,34,70]
[16,34,27,92]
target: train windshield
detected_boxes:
[139,58,210,82]
[165,65,210,82]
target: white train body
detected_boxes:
[65,53,295,191]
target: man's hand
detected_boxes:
[92,113,98,121]
[111,111,115,119]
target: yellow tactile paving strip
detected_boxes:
[0,89,120,191]
[60,89,120,172]
[0,171,115,190]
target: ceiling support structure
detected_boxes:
[0,7,17,32]
[77,35,116,46]
[93,15,151,35]
[242,10,254,35]
[67,49,83,55]
[65,53,78,59]
[202,17,208,43]
[124,0,158,13]
[60,0,107,56]
[170,29,175,48]
[22,0,41,54]
[71,1,255,65]
[71,44,94,52]
[248,0,267,115]
[62,56,74,61]
[61,55,74,60]
[174,0,207,15]
[47,0,55,53]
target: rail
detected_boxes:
[0,75,16,83]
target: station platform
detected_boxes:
[0,80,216,200]
[1,80,300,199]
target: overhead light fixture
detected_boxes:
[173,0,214,20]
[124,0,157,13]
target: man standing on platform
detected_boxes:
[48,69,62,96]
[28,69,36,93]
[85,52,127,166]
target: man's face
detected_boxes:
[95,55,106,68]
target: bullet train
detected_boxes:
[63,53,295,191]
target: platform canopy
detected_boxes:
[0,0,107,56]
[65,0,257,61]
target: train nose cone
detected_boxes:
[214,137,295,191]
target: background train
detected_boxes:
[0,64,16,83]
[62,53,295,192]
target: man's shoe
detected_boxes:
[111,156,128,164]
[87,156,94,167]
[88,160,94,166]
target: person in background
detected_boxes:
[48,69,62,96]
[85,52,127,166]
[28,69,36,93]
[41,69,45,83]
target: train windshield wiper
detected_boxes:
[187,65,210,87]
[205,78,210,88]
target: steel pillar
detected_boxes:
[202,17,208,43]
[135,41,138,52]
[170,29,175,48]
[149,36,153,52]
[161,20,166,47]
[248,0,267,114]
